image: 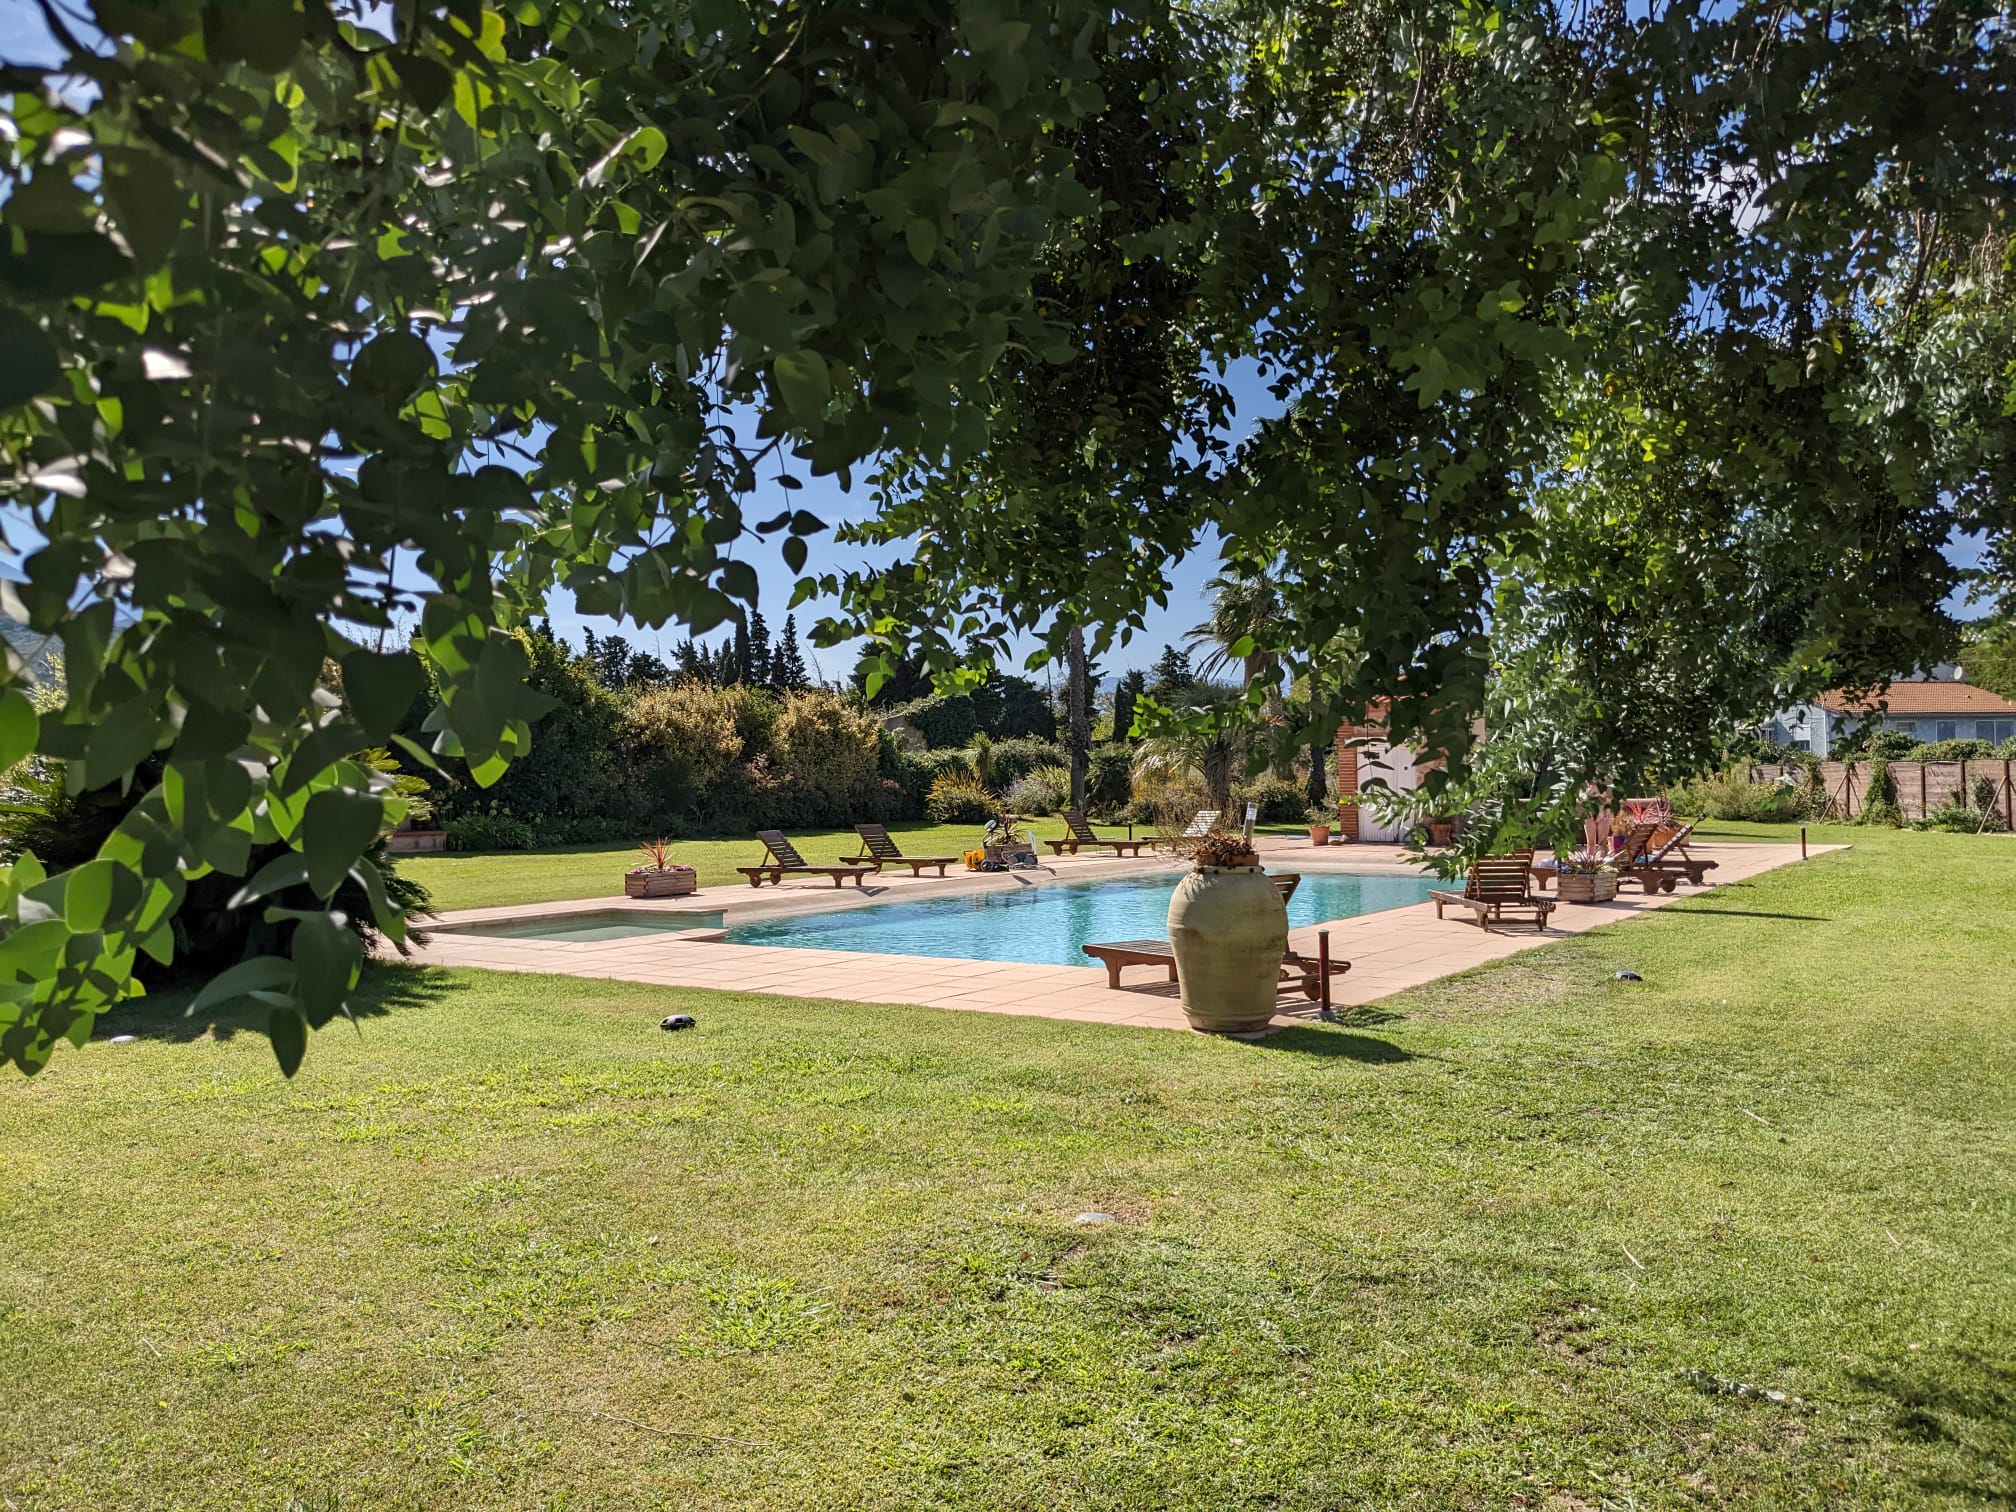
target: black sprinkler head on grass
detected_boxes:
[1614,970,1643,982]
[660,1014,696,1031]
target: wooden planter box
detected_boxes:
[625,866,697,898]
[1557,871,1618,904]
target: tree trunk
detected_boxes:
[1066,626,1091,811]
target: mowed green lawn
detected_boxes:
[402,817,1124,912]
[3,825,2012,1508]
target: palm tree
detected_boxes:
[1132,684,1252,815]
[1186,572,1284,701]
[1187,571,1288,775]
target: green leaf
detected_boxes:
[299,790,384,898]
[349,858,407,945]
[0,687,39,768]
[772,349,831,420]
[266,1003,307,1077]
[225,852,311,909]
[289,911,360,1029]
[188,955,296,1016]
[0,311,60,410]
[104,169,188,274]
[63,859,117,932]
[213,0,304,72]
[392,55,455,112]
[341,649,426,740]
[0,231,131,299]
[350,331,435,401]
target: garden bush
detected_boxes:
[890,749,973,816]
[926,772,998,824]
[1859,757,1900,826]
[898,693,980,750]
[446,807,538,852]
[1004,764,1071,815]
[1665,769,1799,822]
[985,737,1069,788]
[1127,773,1211,829]
[769,691,893,826]
[1086,745,1134,816]
[1234,773,1309,823]
[1,753,429,977]
[1908,738,1996,762]
[426,626,622,830]
[617,681,747,824]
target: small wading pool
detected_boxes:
[438,909,724,943]
[725,871,1438,968]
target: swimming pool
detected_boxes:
[725,871,1437,967]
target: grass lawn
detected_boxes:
[4,823,2012,1508]
[401,817,1125,912]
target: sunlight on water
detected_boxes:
[725,871,1436,966]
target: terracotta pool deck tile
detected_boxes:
[387,842,1836,1034]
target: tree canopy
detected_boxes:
[3,0,2012,1073]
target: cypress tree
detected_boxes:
[774,614,811,690]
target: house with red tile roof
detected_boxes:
[1768,679,2016,755]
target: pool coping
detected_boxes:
[385,840,1842,1034]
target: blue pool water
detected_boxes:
[725,871,1438,967]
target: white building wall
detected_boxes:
[1355,741,1424,843]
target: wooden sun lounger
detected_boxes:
[1429,855,1555,932]
[1044,808,1147,857]
[1081,939,1350,1001]
[848,823,956,877]
[1618,820,1716,892]
[736,829,873,888]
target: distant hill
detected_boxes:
[1,620,62,687]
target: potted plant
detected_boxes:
[1426,815,1457,847]
[1166,831,1287,1036]
[1305,804,1332,847]
[982,812,1037,869]
[625,838,697,898]
[1552,849,1618,903]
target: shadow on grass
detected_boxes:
[1669,909,1831,922]
[1850,1347,2016,1504]
[95,962,462,1045]
[1255,1025,1415,1062]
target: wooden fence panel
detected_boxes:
[1740,758,2013,824]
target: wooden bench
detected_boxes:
[736,829,873,888]
[848,823,956,877]
[1429,856,1556,932]
[1081,938,1351,1001]
[1044,808,1148,857]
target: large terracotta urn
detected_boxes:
[1166,865,1288,1034]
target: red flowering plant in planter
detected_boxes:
[625,838,698,898]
